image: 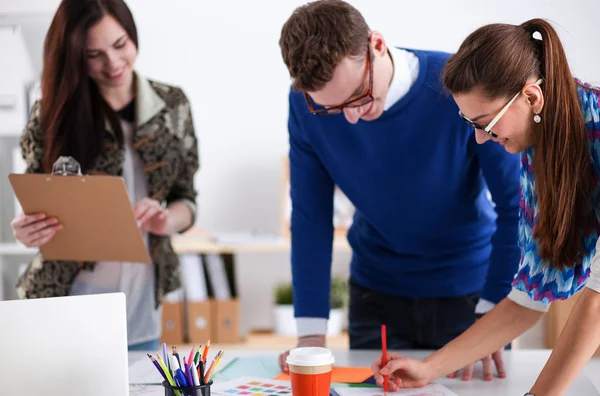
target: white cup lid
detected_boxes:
[286,347,335,367]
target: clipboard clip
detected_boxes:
[51,156,82,176]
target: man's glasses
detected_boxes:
[459,78,543,138]
[304,45,374,116]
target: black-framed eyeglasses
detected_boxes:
[304,45,374,116]
[459,111,499,139]
[459,78,543,138]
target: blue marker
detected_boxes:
[175,369,189,387]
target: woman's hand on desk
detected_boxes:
[371,352,432,391]
[446,347,505,381]
[134,198,170,236]
[11,213,63,247]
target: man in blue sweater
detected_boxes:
[277,0,520,381]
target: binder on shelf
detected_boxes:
[180,253,208,301]
[160,288,185,345]
[204,253,231,300]
[180,254,212,343]
[204,253,239,344]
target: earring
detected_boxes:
[533,114,542,124]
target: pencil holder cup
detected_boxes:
[162,380,212,396]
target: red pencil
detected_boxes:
[382,324,388,396]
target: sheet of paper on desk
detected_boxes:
[129,358,163,384]
[212,356,280,381]
[211,376,292,395]
[129,384,164,396]
[334,384,457,396]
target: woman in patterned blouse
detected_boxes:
[370,18,600,396]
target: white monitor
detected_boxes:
[0,292,129,395]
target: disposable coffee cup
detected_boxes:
[286,347,335,396]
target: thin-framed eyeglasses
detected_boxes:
[304,45,374,116]
[459,78,543,138]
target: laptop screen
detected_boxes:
[0,293,129,396]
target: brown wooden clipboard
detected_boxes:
[8,173,152,264]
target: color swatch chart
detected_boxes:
[213,377,292,395]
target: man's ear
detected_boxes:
[369,31,387,58]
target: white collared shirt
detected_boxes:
[384,47,420,111]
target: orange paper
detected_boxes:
[275,367,373,383]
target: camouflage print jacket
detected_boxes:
[16,73,199,308]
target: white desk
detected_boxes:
[129,349,600,395]
[171,233,351,254]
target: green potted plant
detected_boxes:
[273,277,348,336]
[273,281,295,336]
[328,276,348,336]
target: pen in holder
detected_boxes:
[162,380,212,396]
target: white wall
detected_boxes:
[6,0,598,233]
[0,26,33,136]
[130,0,600,234]
[1,0,599,339]
[0,0,59,14]
[114,0,600,339]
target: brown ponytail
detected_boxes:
[522,19,591,270]
[443,19,591,270]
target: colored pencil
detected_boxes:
[199,360,206,385]
[188,345,196,368]
[147,354,168,383]
[204,351,222,383]
[201,340,211,364]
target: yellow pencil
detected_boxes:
[205,351,224,383]
[204,357,217,382]
[214,351,224,372]
[157,352,182,396]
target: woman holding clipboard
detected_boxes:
[10,0,199,351]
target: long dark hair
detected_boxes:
[41,0,138,173]
[443,19,591,270]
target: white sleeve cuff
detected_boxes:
[475,298,496,314]
[586,267,600,294]
[507,289,550,312]
[586,241,600,293]
[296,318,328,338]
